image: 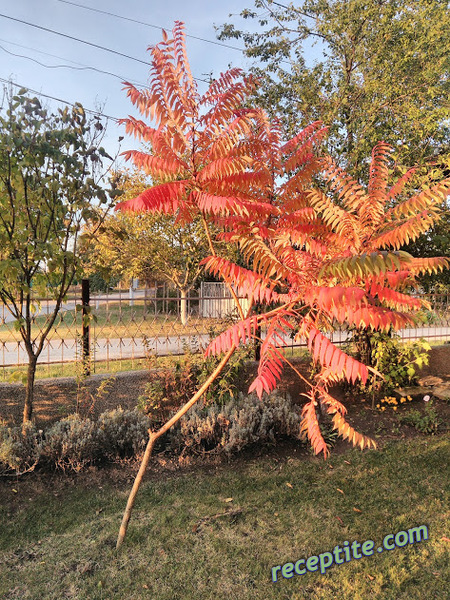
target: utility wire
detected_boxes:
[0,12,210,83]
[0,37,89,67]
[0,76,120,122]
[55,0,246,53]
[55,0,288,66]
[0,13,149,65]
[0,41,148,88]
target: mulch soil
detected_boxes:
[0,348,448,509]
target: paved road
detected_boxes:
[0,333,210,367]
[0,327,448,368]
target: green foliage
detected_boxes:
[398,401,442,434]
[138,343,251,427]
[0,90,110,301]
[88,271,120,293]
[218,0,450,176]
[0,86,113,422]
[347,332,430,401]
[319,422,338,451]
[173,393,302,455]
[372,335,430,390]
[200,332,252,405]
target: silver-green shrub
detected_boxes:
[1,395,302,474]
[0,422,42,475]
[43,414,102,472]
[175,393,302,454]
[98,408,151,458]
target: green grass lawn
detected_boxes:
[2,357,151,382]
[0,435,448,599]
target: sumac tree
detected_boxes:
[115,23,449,547]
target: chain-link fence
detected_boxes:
[0,283,448,378]
[0,282,248,378]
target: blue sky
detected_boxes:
[0,1,318,165]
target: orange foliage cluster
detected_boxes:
[117,22,449,457]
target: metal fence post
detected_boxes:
[81,278,90,376]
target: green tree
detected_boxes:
[0,89,113,424]
[402,156,450,290]
[218,0,450,176]
[82,170,214,325]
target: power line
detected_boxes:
[0,12,210,83]
[0,13,148,66]
[0,41,148,88]
[55,0,246,53]
[0,77,120,122]
[0,37,89,67]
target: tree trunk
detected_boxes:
[180,288,189,326]
[356,327,372,366]
[23,354,38,424]
[116,343,237,549]
[116,432,158,549]
[254,301,262,360]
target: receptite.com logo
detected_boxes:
[271,525,429,582]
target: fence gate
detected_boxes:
[200,282,250,318]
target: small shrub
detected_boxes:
[138,353,201,426]
[173,393,302,455]
[98,408,151,459]
[138,344,250,426]
[345,331,431,403]
[2,408,156,475]
[43,414,102,472]
[76,373,116,419]
[398,401,442,434]
[0,422,42,475]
